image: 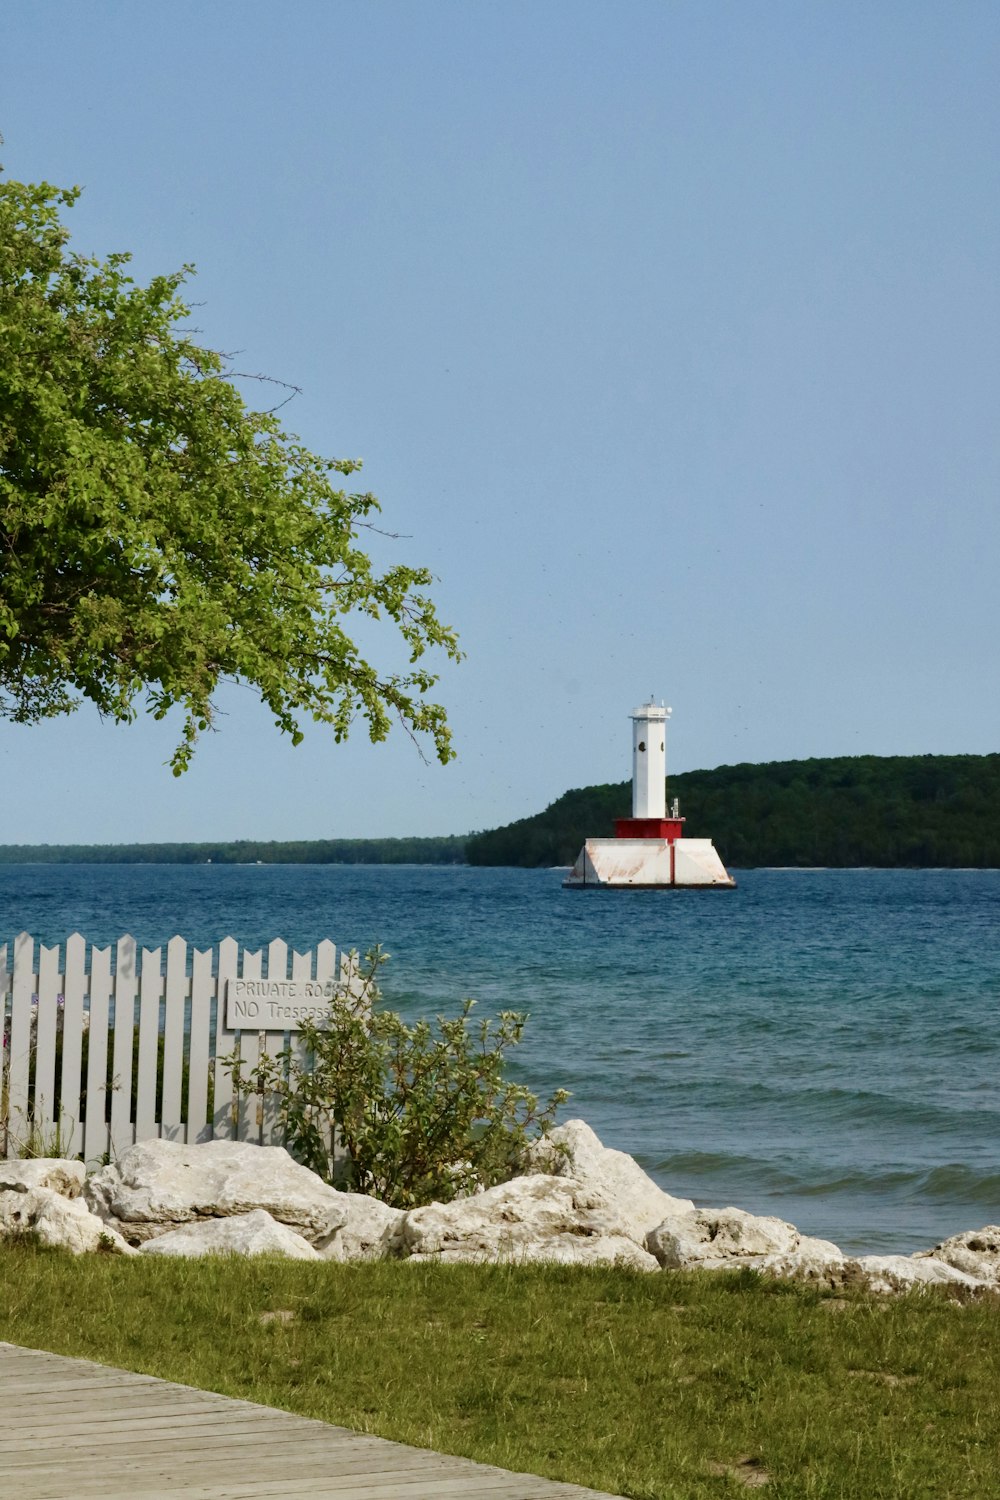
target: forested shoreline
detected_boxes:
[465,754,1000,869]
[0,836,466,866]
[5,755,999,868]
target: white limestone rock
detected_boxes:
[140,1209,320,1261]
[526,1118,694,1247]
[647,1204,843,1274]
[84,1139,347,1248]
[921,1226,1000,1284]
[0,1158,86,1199]
[755,1247,850,1286]
[401,1173,659,1270]
[321,1193,407,1261]
[646,1205,989,1294]
[0,1186,134,1255]
[852,1254,986,1296]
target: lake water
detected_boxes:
[2,863,998,1256]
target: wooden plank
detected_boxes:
[0,1413,275,1433]
[19,1470,609,1500]
[32,943,60,1147]
[6,933,35,1154]
[0,1390,241,1411]
[0,1467,559,1497]
[60,933,86,1158]
[212,936,238,1139]
[160,935,187,1141]
[0,1431,483,1466]
[83,945,112,1164]
[135,947,162,1143]
[187,947,213,1143]
[0,1423,355,1451]
[0,1343,623,1500]
[109,936,138,1158]
[237,948,262,1145]
[0,1478,571,1500]
[0,1409,288,1438]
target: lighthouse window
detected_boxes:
[638,741,645,752]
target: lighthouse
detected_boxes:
[563,700,735,889]
[632,701,668,819]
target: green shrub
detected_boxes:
[222,949,568,1207]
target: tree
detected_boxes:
[0,176,460,771]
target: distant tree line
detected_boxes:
[6,755,999,868]
[464,755,1000,868]
[0,837,466,866]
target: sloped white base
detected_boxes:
[563,837,736,889]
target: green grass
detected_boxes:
[0,1247,998,1499]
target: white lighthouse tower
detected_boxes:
[563,700,735,889]
[631,701,669,820]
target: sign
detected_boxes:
[224,976,341,1032]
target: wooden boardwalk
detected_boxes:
[0,1342,626,1500]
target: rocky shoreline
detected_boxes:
[1,1120,997,1296]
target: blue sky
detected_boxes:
[2,1,998,842]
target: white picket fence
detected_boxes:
[0,933,352,1163]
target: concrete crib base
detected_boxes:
[563,837,736,889]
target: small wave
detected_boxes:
[750,1084,1000,1134]
[648,1152,1000,1216]
[650,1150,805,1194]
[657,1079,1000,1135]
[913,1164,1000,1208]
[794,1169,921,1199]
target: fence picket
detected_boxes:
[237,950,262,1146]
[340,947,360,994]
[110,936,138,1160]
[83,946,112,1164]
[135,948,162,1142]
[309,939,339,1174]
[269,948,313,1152]
[309,934,337,1067]
[33,943,61,1147]
[315,940,336,984]
[3,932,335,1162]
[60,935,87,1158]
[260,940,288,1147]
[188,948,213,1144]
[6,933,35,1151]
[160,936,187,1142]
[0,940,5,1150]
[6,933,34,1151]
[212,937,238,1140]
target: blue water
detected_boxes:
[3,864,998,1256]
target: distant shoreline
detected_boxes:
[0,837,468,866]
[1,850,998,872]
[8,752,1000,869]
